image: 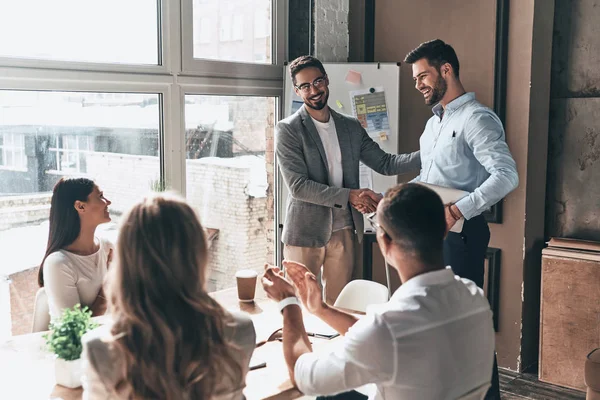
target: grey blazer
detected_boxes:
[276,105,420,247]
[81,311,256,400]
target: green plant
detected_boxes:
[149,178,166,192]
[44,304,98,361]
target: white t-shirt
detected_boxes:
[43,237,113,320]
[311,116,353,232]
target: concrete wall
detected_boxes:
[546,0,600,242]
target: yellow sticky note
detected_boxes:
[336,100,343,109]
[379,132,388,141]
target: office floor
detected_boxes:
[499,369,586,399]
[297,369,587,399]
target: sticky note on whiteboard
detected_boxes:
[335,100,343,109]
[345,69,362,85]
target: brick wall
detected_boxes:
[265,108,275,265]
[0,276,11,340]
[314,0,349,62]
[231,97,269,154]
[8,267,39,336]
[186,156,268,291]
[0,193,51,231]
[86,152,160,215]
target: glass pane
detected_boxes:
[0,0,159,65]
[185,95,275,291]
[193,0,272,64]
[0,90,161,335]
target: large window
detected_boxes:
[0,90,161,304]
[0,0,284,338]
[0,0,160,65]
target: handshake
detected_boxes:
[349,188,382,214]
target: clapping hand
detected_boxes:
[283,260,325,315]
[261,263,296,302]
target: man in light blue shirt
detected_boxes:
[404,39,519,400]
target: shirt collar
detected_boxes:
[431,92,476,118]
[391,267,455,300]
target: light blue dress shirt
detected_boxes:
[413,92,518,220]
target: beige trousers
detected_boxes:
[283,229,356,305]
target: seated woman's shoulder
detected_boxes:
[43,251,72,271]
[82,325,124,385]
[224,310,256,349]
[98,236,115,250]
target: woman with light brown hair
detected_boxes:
[81,193,256,400]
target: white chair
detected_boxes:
[333,279,389,313]
[456,383,491,400]
[31,287,50,333]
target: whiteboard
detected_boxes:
[276,63,401,250]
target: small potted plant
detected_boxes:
[44,304,98,388]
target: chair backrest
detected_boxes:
[333,279,389,313]
[31,287,50,333]
[456,383,491,400]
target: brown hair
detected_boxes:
[38,177,95,287]
[107,193,242,399]
[379,183,446,265]
[289,55,327,85]
[404,39,461,78]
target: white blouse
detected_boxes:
[43,237,113,320]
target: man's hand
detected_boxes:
[261,263,296,302]
[349,189,381,214]
[444,204,463,235]
[283,260,326,315]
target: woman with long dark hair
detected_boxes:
[39,177,113,320]
[81,193,256,399]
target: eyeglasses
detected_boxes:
[366,212,380,232]
[295,75,328,93]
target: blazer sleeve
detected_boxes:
[276,121,352,209]
[357,121,421,176]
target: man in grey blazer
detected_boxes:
[277,55,420,304]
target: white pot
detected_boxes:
[54,357,82,388]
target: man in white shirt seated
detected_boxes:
[261,183,495,399]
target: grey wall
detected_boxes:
[546,0,600,241]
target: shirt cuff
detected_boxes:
[455,195,478,220]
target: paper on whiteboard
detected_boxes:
[350,87,391,139]
[359,162,373,190]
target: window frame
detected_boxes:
[0,132,27,171]
[180,0,286,80]
[0,0,286,196]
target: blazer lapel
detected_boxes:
[300,105,330,175]
[331,109,354,187]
